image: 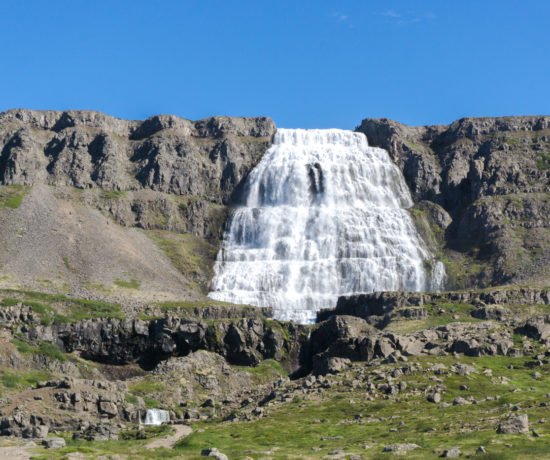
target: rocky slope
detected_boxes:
[357,116,550,289]
[0,109,275,301]
[2,110,550,458]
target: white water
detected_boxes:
[143,408,170,425]
[209,128,445,323]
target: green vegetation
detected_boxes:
[439,254,487,290]
[129,379,165,395]
[10,338,66,362]
[385,301,480,334]
[536,151,550,170]
[114,278,141,289]
[100,189,127,199]
[405,140,435,154]
[173,354,550,459]
[1,297,70,325]
[127,378,166,409]
[149,230,219,293]
[0,184,30,209]
[119,425,173,441]
[1,289,124,322]
[18,352,550,459]
[0,370,52,390]
[234,358,287,384]
[125,393,139,405]
[155,298,241,312]
[62,256,78,273]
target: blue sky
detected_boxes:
[0,1,548,128]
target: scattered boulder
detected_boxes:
[201,447,229,460]
[312,355,351,376]
[43,437,66,449]
[442,447,461,457]
[74,424,120,441]
[497,414,529,434]
[383,443,420,452]
[471,307,508,321]
[476,445,486,455]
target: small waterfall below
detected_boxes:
[143,408,170,425]
[209,128,445,323]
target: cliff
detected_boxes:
[0,109,275,301]
[357,116,550,289]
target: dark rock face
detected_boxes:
[357,116,550,288]
[323,287,550,323]
[0,109,275,205]
[0,303,308,371]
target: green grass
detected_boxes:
[1,289,125,322]
[149,230,219,294]
[143,397,161,409]
[119,425,173,441]
[1,370,52,390]
[10,338,66,362]
[100,189,127,199]
[114,278,141,289]
[536,152,550,170]
[234,359,287,384]
[0,185,30,210]
[154,299,242,312]
[125,393,139,405]
[130,380,165,394]
[20,353,550,459]
[173,354,550,459]
[385,301,480,334]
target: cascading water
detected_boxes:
[143,408,170,425]
[209,129,445,323]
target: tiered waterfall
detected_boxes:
[209,129,445,323]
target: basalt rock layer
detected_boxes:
[0,110,274,300]
[0,109,275,204]
[357,116,550,289]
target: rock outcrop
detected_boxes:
[1,302,307,370]
[0,109,275,205]
[357,116,550,288]
[318,287,550,325]
[0,109,275,299]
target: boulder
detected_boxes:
[383,443,420,452]
[497,414,529,434]
[442,448,461,457]
[201,447,229,460]
[43,437,66,449]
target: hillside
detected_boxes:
[1,110,550,459]
[0,109,275,303]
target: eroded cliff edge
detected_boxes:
[357,116,550,289]
[0,109,275,301]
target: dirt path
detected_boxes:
[146,424,192,449]
[0,445,31,460]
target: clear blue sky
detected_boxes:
[1,1,548,128]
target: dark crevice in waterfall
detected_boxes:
[307,162,324,204]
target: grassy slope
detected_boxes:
[21,353,550,459]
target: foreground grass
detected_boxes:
[25,354,550,459]
[175,355,550,459]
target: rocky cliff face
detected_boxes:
[0,110,275,300]
[0,109,275,204]
[357,116,550,288]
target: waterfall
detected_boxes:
[209,128,445,323]
[143,408,170,425]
